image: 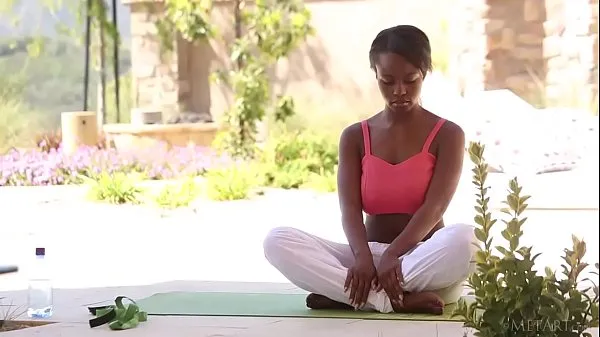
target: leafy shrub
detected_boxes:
[0,297,25,332]
[301,166,337,193]
[452,142,599,336]
[214,0,313,160]
[34,130,62,153]
[259,130,338,189]
[258,160,310,189]
[0,144,229,186]
[82,171,144,205]
[35,130,109,153]
[0,96,47,154]
[153,177,202,209]
[205,165,257,201]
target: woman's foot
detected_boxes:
[306,291,445,315]
[392,291,445,315]
[306,293,353,310]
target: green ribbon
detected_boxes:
[88,296,148,330]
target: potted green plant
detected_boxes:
[452,142,599,336]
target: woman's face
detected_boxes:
[374,52,424,114]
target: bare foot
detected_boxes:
[392,292,445,315]
[306,292,444,315]
[306,293,353,310]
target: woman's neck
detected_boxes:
[381,105,422,127]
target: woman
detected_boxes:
[263,25,476,314]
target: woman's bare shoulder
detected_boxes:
[439,118,465,142]
[339,121,365,146]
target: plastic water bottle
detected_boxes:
[27,248,53,318]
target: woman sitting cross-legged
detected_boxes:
[263,24,477,314]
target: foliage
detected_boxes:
[215,61,270,159]
[0,297,25,331]
[215,0,314,159]
[1,125,339,196]
[157,0,215,53]
[0,96,47,154]
[257,130,338,189]
[204,165,257,201]
[104,74,132,123]
[0,3,131,134]
[452,142,599,337]
[0,144,229,186]
[153,177,202,209]
[34,130,63,153]
[82,171,144,204]
[0,72,26,99]
[257,160,309,189]
[0,75,49,153]
[300,167,337,193]
[0,0,123,108]
[0,38,132,130]
[0,0,120,56]
[35,130,108,153]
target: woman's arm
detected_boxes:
[337,124,371,260]
[385,121,466,258]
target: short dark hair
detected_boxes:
[369,25,432,76]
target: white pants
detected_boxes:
[263,223,477,313]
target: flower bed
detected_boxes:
[0,143,232,186]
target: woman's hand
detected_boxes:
[376,252,404,308]
[344,255,377,309]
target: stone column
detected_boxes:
[452,0,599,109]
[484,0,546,105]
[123,0,182,121]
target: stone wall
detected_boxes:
[452,0,599,108]
[126,0,184,120]
[486,0,546,103]
[123,0,599,123]
[123,0,455,123]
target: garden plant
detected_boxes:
[452,142,599,337]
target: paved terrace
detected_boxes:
[0,167,598,336]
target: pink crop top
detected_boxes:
[360,118,446,215]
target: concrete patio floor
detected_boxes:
[0,169,598,336]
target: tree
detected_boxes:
[215,0,314,159]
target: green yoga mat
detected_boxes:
[136,291,468,321]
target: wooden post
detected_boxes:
[96,84,105,126]
[60,111,99,155]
